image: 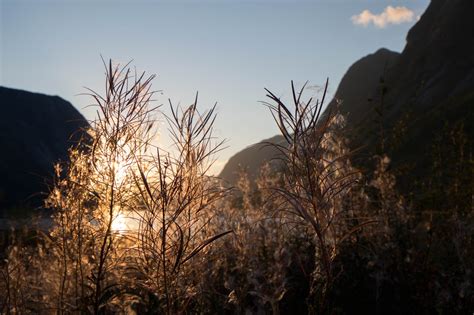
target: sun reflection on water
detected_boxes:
[111,212,139,234]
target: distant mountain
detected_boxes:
[219,135,285,185]
[220,48,400,184]
[325,48,400,126]
[384,0,474,117]
[349,0,474,196]
[220,0,474,204]
[0,87,89,217]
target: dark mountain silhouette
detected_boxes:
[349,0,474,207]
[0,87,89,217]
[220,48,400,184]
[219,135,285,185]
[326,48,400,126]
[220,0,474,207]
[384,0,474,117]
[351,0,474,146]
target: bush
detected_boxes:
[2,64,473,314]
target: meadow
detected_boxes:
[1,61,473,314]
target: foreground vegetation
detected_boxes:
[1,62,473,314]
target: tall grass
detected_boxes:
[263,81,376,311]
[1,61,230,314]
[1,62,473,314]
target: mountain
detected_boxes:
[0,87,89,217]
[220,0,474,207]
[325,48,400,126]
[384,0,474,116]
[219,135,285,184]
[220,48,400,184]
[349,0,474,202]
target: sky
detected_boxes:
[0,0,430,174]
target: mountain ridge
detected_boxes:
[220,0,474,199]
[0,86,89,216]
[220,48,400,184]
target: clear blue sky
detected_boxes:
[1,0,429,173]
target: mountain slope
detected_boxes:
[220,48,400,184]
[221,0,474,205]
[219,135,285,184]
[348,0,474,195]
[327,48,400,125]
[0,87,89,216]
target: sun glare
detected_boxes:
[114,160,128,184]
[111,211,140,234]
[111,212,130,234]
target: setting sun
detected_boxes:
[1,0,472,313]
[111,211,138,234]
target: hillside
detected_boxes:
[350,0,474,206]
[220,0,474,206]
[0,87,89,217]
[220,48,400,184]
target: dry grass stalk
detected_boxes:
[263,80,371,311]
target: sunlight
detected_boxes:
[114,159,128,184]
[113,138,133,185]
[111,212,132,234]
[111,212,127,233]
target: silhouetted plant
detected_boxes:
[129,96,230,314]
[2,60,231,314]
[263,80,374,312]
[2,63,473,315]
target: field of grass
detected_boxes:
[1,61,473,314]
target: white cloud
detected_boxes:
[351,6,415,28]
